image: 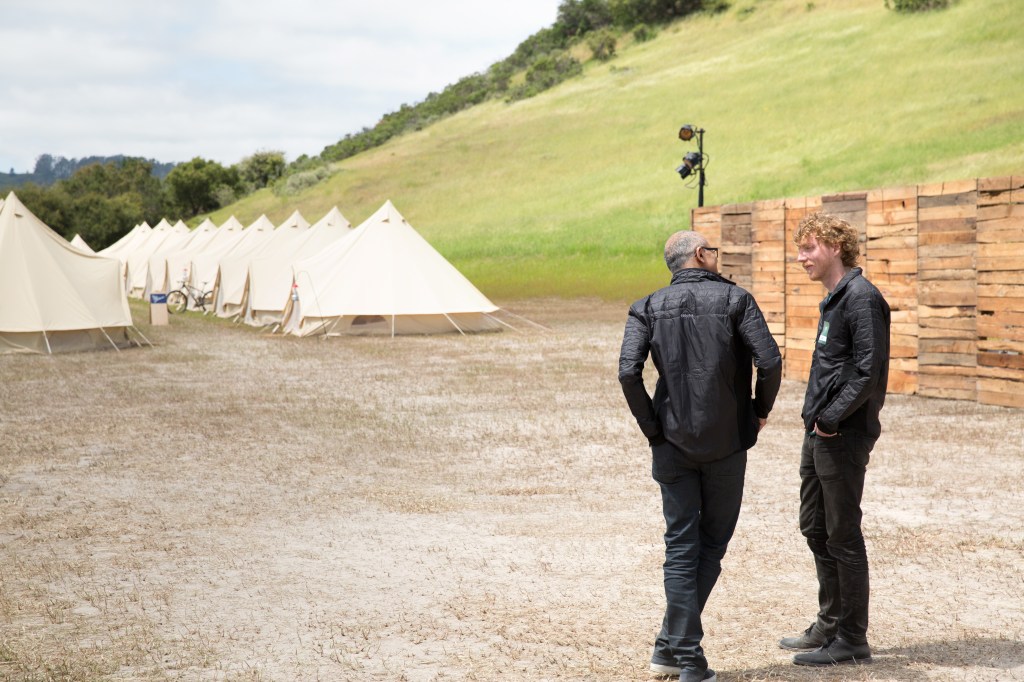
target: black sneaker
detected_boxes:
[678,668,716,682]
[793,636,872,666]
[778,624,828,651]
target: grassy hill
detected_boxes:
[207,0,1024,302]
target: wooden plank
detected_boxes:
[887,370,918,395]
[917,269,976,281]
[918,179,978,196]
[821,197,867,214]
[918,305,976,318]
[917,204,977,221]
[977,351,1024,370]
[977,380,1024,408]
[918,280,976,307]
[919,243,976,258]
[975,337,1024,354]
[978,242,1024,258]
[867,185,917,202]
[920,339,977,355]
[918,326,976,341]
[918,230,976,246]
[978,389,1024,409]
[915,363,979,377]
[976,365,1024,381]
[976,307,1024,323]
[977,256,1024,271]
[977,203,1024,221]
[978,176,1022,193]
[722,202,754,215]
[918,216,977,233]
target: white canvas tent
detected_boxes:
[98,221,152,283]
[243,207,352,327]
[186,215,259,302]
[283,200,502,336]
[213,212,308,319]
[145,218,220,298]
[0,192,135,354]
[124,218,190,297]
[69,234,95,253]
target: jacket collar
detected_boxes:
[823,267,863,307]
[670,268,733,286]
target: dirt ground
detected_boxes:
[1,298,1022,682]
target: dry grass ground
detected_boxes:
[1,298,1022,681]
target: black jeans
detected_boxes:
[650,442,746,676]
[799,431,874,645]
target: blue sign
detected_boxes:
[150,293,168,304]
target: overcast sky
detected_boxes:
[1,0,561,174]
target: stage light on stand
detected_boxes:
[676,152,701,179]
[676,124,707,207]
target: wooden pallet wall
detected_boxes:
[751,199,786,355]
[720,204,753,291]
[916,180,978,401]
[687,174,1021,409]
[783,196,823,382]
[866,186,919,394]
[691,205,721,258]
[976,176,1024,408]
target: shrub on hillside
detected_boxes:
[508,52,584,101]
[632,23,656,42]
[275,166,332,196]
[884,0,950,12]
[587,29,618,60]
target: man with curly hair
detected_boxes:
[779,212,890,667]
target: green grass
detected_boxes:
[207,0,1024,301]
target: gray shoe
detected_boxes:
[778,624,828,651]
[793,636,871,666]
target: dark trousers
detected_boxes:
[799,431,874,645]
[650,442,746,675]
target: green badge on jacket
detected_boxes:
[818,320,830,345]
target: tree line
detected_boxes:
[13,152,285,249]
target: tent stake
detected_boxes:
[42,330,52,354]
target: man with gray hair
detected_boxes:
[619,229,782,682]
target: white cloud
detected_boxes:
[0,0,559,173]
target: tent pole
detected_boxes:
[498,308,552,332]
[484,312,520,332]
[99,327,121,352]
[130,325,155,348]
[443,313,466,336]
[42,330,52,354]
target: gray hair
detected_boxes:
[664,230,707,273]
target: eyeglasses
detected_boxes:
[701,246,719,255]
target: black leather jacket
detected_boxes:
[802,268,890,438]
[619,268,782,462]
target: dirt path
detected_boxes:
[1,298,1022,681]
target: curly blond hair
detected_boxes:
[793,212,860,267]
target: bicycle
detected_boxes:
[166,279,214,314]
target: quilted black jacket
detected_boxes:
[802,268,890,438]
[618,268,782,462]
